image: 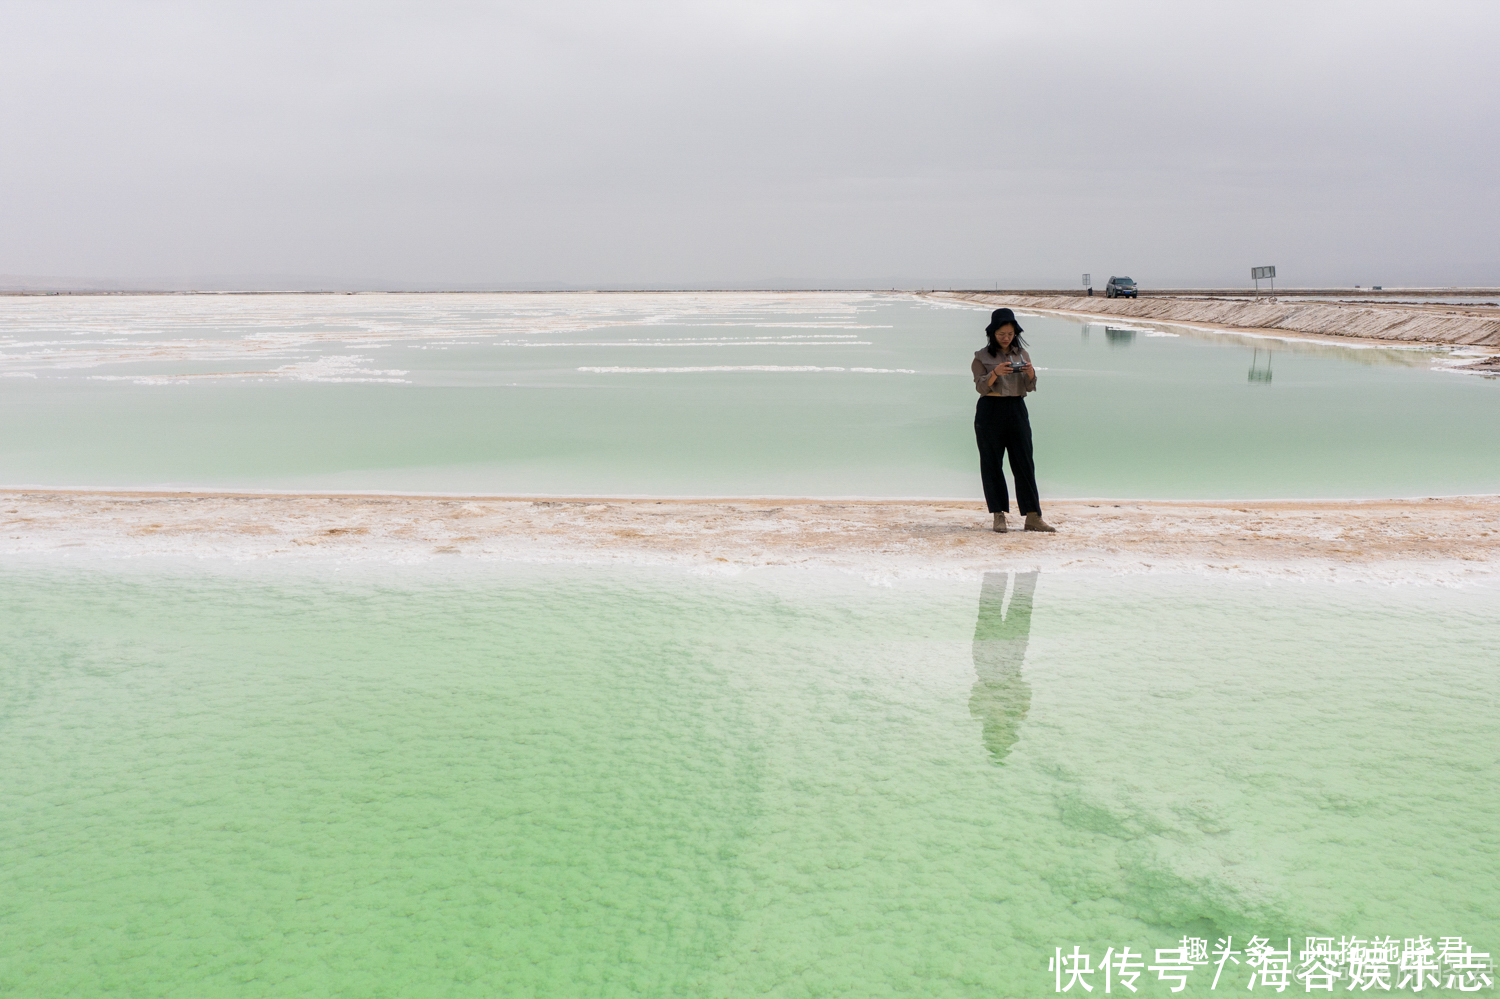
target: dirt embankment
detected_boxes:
[929,292,1500,349]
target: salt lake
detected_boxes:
[3,293,1497,997]
[3,562,1496,996]
[2,292,1497,498]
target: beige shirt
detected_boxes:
[972,348,1036,397]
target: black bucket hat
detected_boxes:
[985,307,1024,335]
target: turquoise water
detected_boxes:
[2,293,1497,498]
[3,564,1496,996]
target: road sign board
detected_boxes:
[1082,273,1091,287]
[1251,266,1276,280]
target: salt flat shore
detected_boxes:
[928,291,1500,356]
[5,491,1498,582]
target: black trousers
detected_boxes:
[974,396,1041,515]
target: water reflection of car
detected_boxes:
[1105,276,1137,299]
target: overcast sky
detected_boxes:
[2,1,1496,290]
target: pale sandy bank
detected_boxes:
[928,291,1500,356]
[5,491,1498,582]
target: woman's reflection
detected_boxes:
[969,570,1038,764]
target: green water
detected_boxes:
[4,564,1496,996]
[2,293,1497,498]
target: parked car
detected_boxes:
[1105,276,1137,298]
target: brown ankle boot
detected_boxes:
[1023,512,1056,533]
[992,512,1007,533]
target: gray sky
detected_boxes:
[3,1,1496,290]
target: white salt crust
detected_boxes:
[4,491,1498,586]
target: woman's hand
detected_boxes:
[986,367,1001,387]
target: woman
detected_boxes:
[972,308,1055,533]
